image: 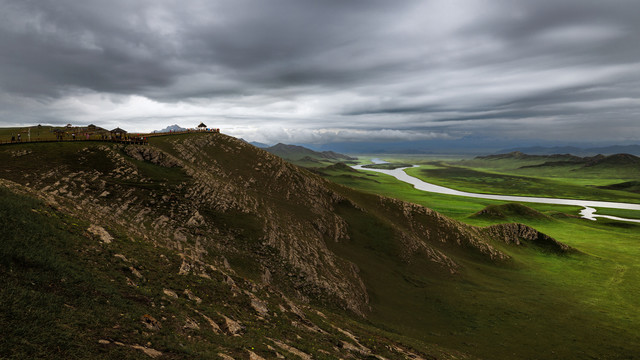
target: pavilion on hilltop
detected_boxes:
[110,127,127,139]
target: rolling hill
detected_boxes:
[476,151,582,163]
[472,151,640,177]
[264,143,356,162]
[1,133,634,359]
[498,144,640,156]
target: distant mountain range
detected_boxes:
[239,136,640,156]
[263,143,356,161]
[248,141,270,148]
[152,124,187,133]
[497,145,640,156]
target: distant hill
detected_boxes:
[583,153,640,167]
[249,141,270,148]
[498,145,640,156]
[512,153,640,169]
[152,124,186,133]
[476,151,640,177]
[239,139,270,148]
[478,151,582,162]
[264,143,356,161]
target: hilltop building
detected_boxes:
[110,127,127,139]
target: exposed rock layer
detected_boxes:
[0,133,569,316]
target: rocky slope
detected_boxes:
[0,133,572,359]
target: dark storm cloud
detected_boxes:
[0,0,639,144]
[0,0,184,97]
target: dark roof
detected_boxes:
[111,127,127,133]
[197,122,207,128]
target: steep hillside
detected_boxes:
[1,186,460,360]
[0,133,577,359]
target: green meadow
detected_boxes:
[319,155,640,359]
[0,126,58,142]
[346,153,640,204]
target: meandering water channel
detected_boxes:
[353,164,640,223]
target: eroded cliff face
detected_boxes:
[0,133,568,316]
[1,185,452,360]
[0,135,370,314]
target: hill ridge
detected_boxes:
[498,144,640,156]
[478,151,640,171]
[265,142,356,161]
[0,133,576,359]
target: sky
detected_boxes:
[0,0,639,147]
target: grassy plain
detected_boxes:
[320,155,640,359]
[349,153,640,204]
[404,165,640,204]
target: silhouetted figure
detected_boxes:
[11,135,15,143]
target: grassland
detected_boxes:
[319,155,640,359]
[0,125,156,144]
[457,153,640,180]
[361,163,414,170]
[3,137,640,359]
[0,126,112,143]
[0,125,58,143]
[403,164,640,204]
[343,152,640,204]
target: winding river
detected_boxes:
[352,164,640,223]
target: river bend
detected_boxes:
[352,164,640,223]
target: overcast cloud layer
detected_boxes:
[0,0,639,145]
